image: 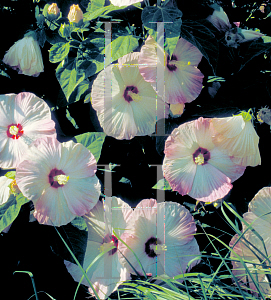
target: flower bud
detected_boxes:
[68,4,83,25]
[47,3,61,21]
[59,23,71,38]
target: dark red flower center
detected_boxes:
[167,54,178,72]
[103,233,118,256]
[123,85,139,103]
[7,124,24,139]
[48,168,66,188]
[193,147,210,165]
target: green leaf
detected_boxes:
[0,193,30,232]
[49,42,70,63]
[119,177,132,187]
[88,0,105,12]
[239,36,271,71]
[102,35,139,62]
[84,4,126,21]
[5,171,16,180]
[141,6,182,57]
[181,19,219,74]
[74,132,106,162]
[152,178,172,190]
[56,57,86,104]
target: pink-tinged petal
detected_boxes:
[208,148,246,183]
[163,121,198,159]
[173,38,203,66]
[248,187,271,223]
[230,234,271,297]
[34,187,75,226]
[163,155,197,195]
[165,66,204,104]
[164,238,201,278]
[212,116,244,138]
[62,176,100,216]
[84,201,106,242]
[212,116,260,167]
[158,202,197,245]
[0,176,13,205]
[194,117,215,150]
[0,94,16,126]
[138,36,159,83]
[58,140,97,178]
[206,7,231,32]
[89,253,122,300]
[189,164,232,202]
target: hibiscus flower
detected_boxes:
[162,117,246,202]
[118,199,201,278]
[211,110,261,167]
[230,187,271,298]
[0,92,56,169]
[16,137,101,226]
[3,31,44,77]
[138,36,204,104]
[91,52,168,140]
[65,197,132,299]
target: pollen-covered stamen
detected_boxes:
[150,243,167,255]
[193,147,210,165]
[100,233,118,256]
[53,174,69,185]
[123,85,140,103]
[167,54,191,72]
[7,123,24,139]
[48,168,68,188]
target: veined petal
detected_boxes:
[163,155,196,195]
[248,187,271,223]
[189,163,232,202]
[34,187,75,226]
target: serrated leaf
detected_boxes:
[74,132,106,162]
[49,42,70,63]
[141,6,182,57]
[152,178,172,190]
[102,35,139,62]
[181,19,219,74]
[0,193,30,232]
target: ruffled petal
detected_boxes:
[163,155,196,195]
[33,187,75,226]
[189,164,232,202]
[62,175,101,216]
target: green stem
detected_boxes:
[14,271,39,300]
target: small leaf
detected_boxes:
[74,132,106,162]
[152,178,172,190]
[4,171,16,180]
[84,4,126,21]
[49,42,70,63]
[119,177,132,187]
[0,193,30,232]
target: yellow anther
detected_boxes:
[9,126,19,136]
[151,243,167,255]
[128,91,142,102]
[195,153,204,165]
[99,241,115,253]
[53,174,69,185]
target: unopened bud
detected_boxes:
[47,3,61,21]
[59,23,71,38]
[68,4,83,25]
